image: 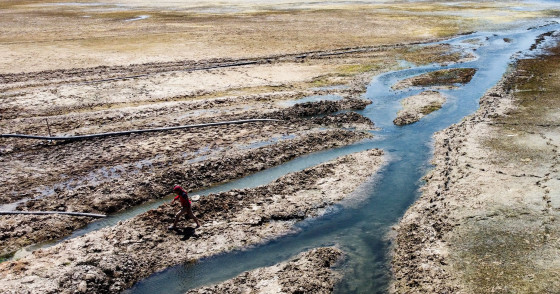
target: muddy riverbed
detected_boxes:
[0,149,384,293]
[0,34,466,260]
[187,247,343,294]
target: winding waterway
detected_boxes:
[8,18,559,293]
[121,20,560,293]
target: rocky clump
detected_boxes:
[187,247,343,294]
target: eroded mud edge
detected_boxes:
[0,99,371,258]
[187,247,344,294]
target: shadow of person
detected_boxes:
[177,227,197,240]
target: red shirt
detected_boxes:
[174,191,190,206]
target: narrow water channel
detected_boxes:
[123,21,560,293]
[7,18,558,292]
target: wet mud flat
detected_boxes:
[187,247,343,294]
[0,149,384,293]
[391,36,560,293]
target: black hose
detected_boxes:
[1,119,280,141]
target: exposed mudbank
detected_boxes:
[0,149,384,293]
[187,247,343,294]
[393,90,446,126]
[391,39,560,293]
[392,68,477,90]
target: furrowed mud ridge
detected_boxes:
[0,98,373,258]
[0,149,384,293]
[0,41,440,90]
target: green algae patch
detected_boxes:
[0,252,15,263]
[420,103,443,115]
[336,64,382,76]
[394,44,466,66]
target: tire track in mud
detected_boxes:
[0,149,384,294]
[0,40,441,91]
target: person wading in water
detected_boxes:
[169,185,201,229]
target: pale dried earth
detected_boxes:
[393,90,447,126]
[0,149,384,293]
[186,247,344,294]
[391,37,560,293]
[1,0,544,73]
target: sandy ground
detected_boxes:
[0,149,384,293]
[393,91,446,126]
[187,247,343,294]
[391,37,560,293]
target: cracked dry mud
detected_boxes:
[0,149,385,293]
[391,38,560,293]
[187,247,344,294]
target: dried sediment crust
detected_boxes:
[393,91,446,126]
[391,74,514,294]
[391,42,560,293]
[187,247,343,294]
[0,149,385,293]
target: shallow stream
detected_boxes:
[7,17,559,293]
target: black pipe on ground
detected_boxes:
[1,119,280,141]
